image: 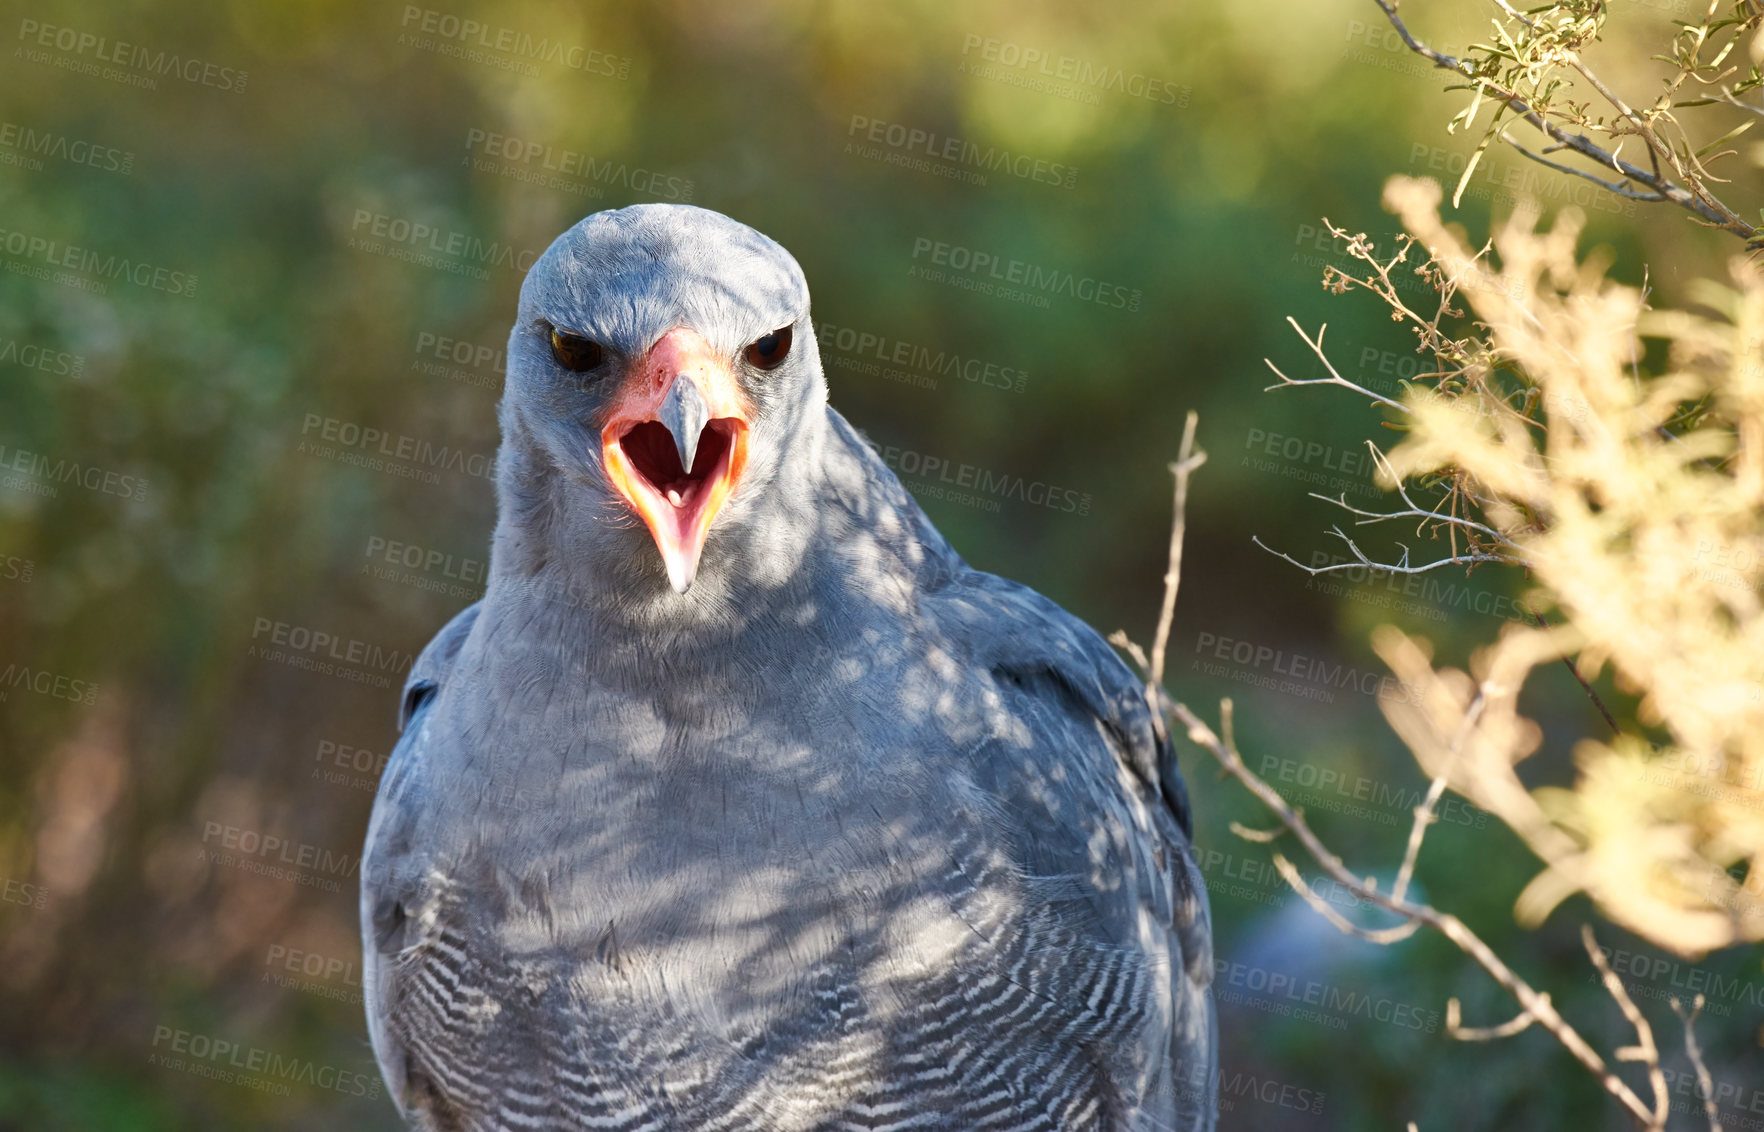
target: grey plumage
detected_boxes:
[360,204,1216,1131]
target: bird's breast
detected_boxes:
[381,645,1167,1128]
[435,671,996,962]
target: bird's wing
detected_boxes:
[934,567,1217,1130]
[360,601,482,1123]
[823,408,1214,1124]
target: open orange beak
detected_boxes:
[601,327,751,593]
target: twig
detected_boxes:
[1583,925,1668,1128]
[1671,995,1723,1132]
[1685,88,1764,119]
[1168,693,1660,1127]
[1369,0,1760,245]
[1252,529,1507,577]
[1315,444,1523,550]
[1488,0,1534,28]
[1228,820,1283,843]
[1124,410,1665,1128]
[1264,318,1412,413]
[1392,678,1486,904]
[1529,608,1621,738]
[1271,852,1422,944]
[1392,774,1451,906]
[1319,223,1443,328]
[1446,995,1540,1040]
[1312,489,1514,546]
[1149,412,1206,694]
[1503,135,1668,202]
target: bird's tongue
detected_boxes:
[621,419,732,509]
[604,418,745,593]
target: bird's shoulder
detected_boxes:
[396,600,482,733]
[364,600,481,892]
[818,405,1206,930]
[818,404,1193,839]
[360,600,480,878]
[819,408,968,589]
[360,600,485,1118]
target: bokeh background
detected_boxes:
[1,0,1760,1127]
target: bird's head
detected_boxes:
[498,205,823,597]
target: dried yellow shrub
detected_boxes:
[1363,175,1764,957]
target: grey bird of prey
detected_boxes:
[361,204,1216,1132]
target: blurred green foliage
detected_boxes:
[0,0,1756,1128]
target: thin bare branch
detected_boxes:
[1310,488,1502,542]
[1227,821,1284,843]
[1166,693,1659,1127]
[1671,996,1723,1132]
[1264,318,1412,413]
[1583,925,1668,1127]
[1314,487,1527,552]
[1251,530,1508,577]
[1504,135,1668,202]
[1527,608,1622,738]
[1488,0,1534,28]
[1148,412,1205,695]
[1446,996,1541,1041]
[1320,220,1448,328]
[1393,687,1488,904]
[1392,774,1450,906]
[1313,444,1523,551]
[1110,631,1150,674]
[1270,853,1424,944]
[1684,88,1764,119]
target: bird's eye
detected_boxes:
[744,326,793,371]
[547,325,605,373]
